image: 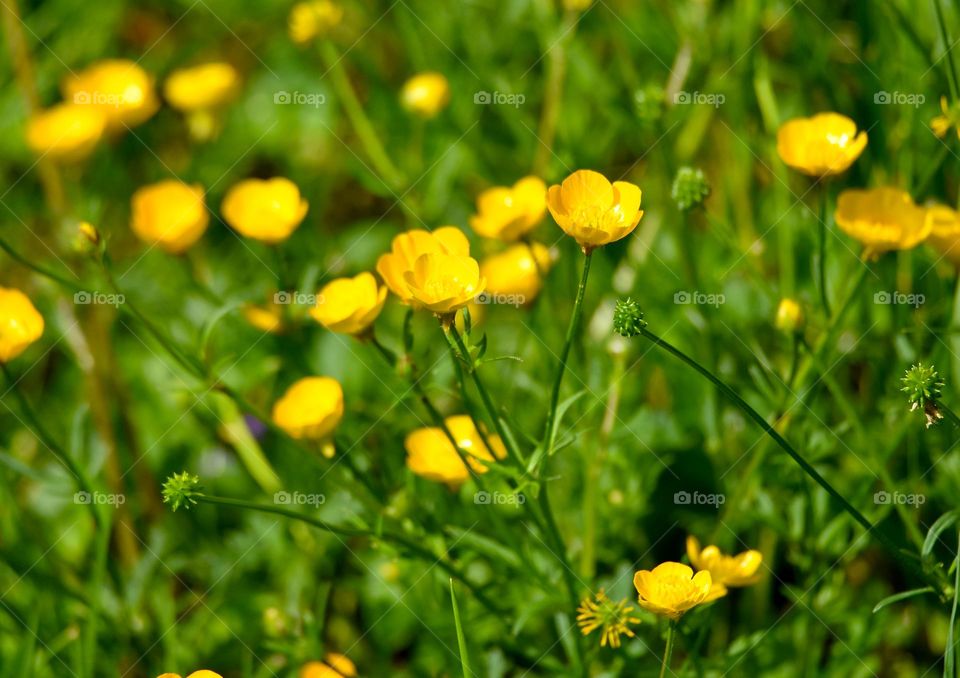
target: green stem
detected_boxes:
[659,621,676,678]
[533,10,577,175]
[542,250,593,457]
[82,509,111,678]
[818,188,831,317]
[934,0,960,101]
[0,236,80,291]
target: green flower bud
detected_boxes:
[671,167,711,211]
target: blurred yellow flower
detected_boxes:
[300,652,357,678]
[310,272,387,335]
[0,288,44,363]
[835,187,930,260]
[78,221,100,246]
[926,204,960,265]
[156,672,222,678]
[63,59,158,130]
[404,252,485,315]
[931,96,960,140]
[470,176,547,241]
[480,242,552,304]
[563,0,592,10]
[164,62,239,112]
[26,103,105,161]
[401,72,450,118]
[687,536,762,601]
[547,169,643,250]
[405,414,506,486]
[289,0,343,44]
[131,180,209,254]
[775,298,803,333]
[376,227,471,303]
[222,177,309,243]
[242,301,284,334]
[576,589,640,648]
[633,562,713,620]
[776,112,867,176]
[272,377,344,455]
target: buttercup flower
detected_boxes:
[834,187,930,260]
[470,176,547,241]
[164,62,239,112]
[376,227,471,303]
[403,252,485,315]
[300,653,357,678]
[310,272,387,335]
[0,288,44,363]
[925,203,960,266]
[289,0,343,44]
[271,377,344,456]
[633,562,713,620]
[576,589,640,648]
[242,300,284,334]
[130,180,209,254]
[776,113,867,176]
[405,414,507,486]
[63,59,158,130]
[931,96,960,140]
[26,103,105,160]
[687,536,762,601]
[546,170,644,250]
[480,243,552,304]
[401,72,450,118]
[222,177,309,244]
[775,298,803,334]
[156,672,222,678]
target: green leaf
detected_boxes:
[871,587,936,613]
[449,579,472,678]
[923,511,959,559]
[946,532,960,678]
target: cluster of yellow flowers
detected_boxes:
[157,651,356,678]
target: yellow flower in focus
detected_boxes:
[633,561,713,620]
[401,72,450,118]
[776,112,867,176]
[546,170,644,250]
[403,252,485,315]
[300,652,357,678]
[310,272,387,335]
[775,298,803,334]
[130,180,209,254]
[63,59,159,130]
[470,176,547,241]
[271,377,344,454]
[480,242,552,305]
[931,96,960,140]
[376,227,471,303]
[0,288,44,363]
[926,203,960,266]
[404,414,507,486]
[164,62,239,112]
[834,187,930,260]
[686,536,762,601]
[222,177,309,244]
[242,301,284,334]
[576,589,640,648]
[289,0,343,44]
[26,103,105,161]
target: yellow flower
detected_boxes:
[470,176,547,241]
[774,298,803,334]
[480,242,552,304]
[0,288,44,363]
[289,0,343,44]
[310,272,387,335]
[26,103,105,161]
[401,72,450,118]
[576,589,640,648]
[130,180,209,254]
[242,300,284,334]
[299,653,357,678]
[156,672,222,678]
[931,96,960,140]
[633,562,713,620]
[376,227,471,303]
[63,59,158,130]
[776,112,867,176]
[834,187,930,260]
[926,203,960,266]
[164,62,239,112]
[546,170,644,250]
[222,177,309,244]
[686,536,762,601]
[404,252,485,315]
[271,377,344,455]
[404,414,506,486]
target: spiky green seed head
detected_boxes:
[614,298,646,337]
[671,167,711,211]
[162,471,202,511]
[901,363,944,410]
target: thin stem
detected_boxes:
[659,621,676,678]
[0,236,80,291]
[934,0,960,101]
[542,250,593,457]
[818,188,831,317]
